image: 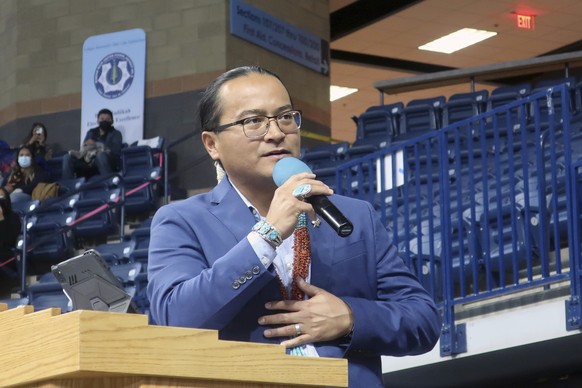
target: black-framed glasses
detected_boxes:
[213,110,302,139]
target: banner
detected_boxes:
[230,0,330,75]
[81,29,146,146]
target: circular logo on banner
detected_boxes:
[94,52,135,99]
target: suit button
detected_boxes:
[252,265,260,275]
[245,271,253,280]
[239,276,247,284]
[232,280,241,289]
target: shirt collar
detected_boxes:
[228,177,261,222]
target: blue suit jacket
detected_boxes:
[147,178,440,387]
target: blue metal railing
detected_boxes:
[334,84,580,356]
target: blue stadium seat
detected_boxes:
[27,281,70,312]
[23,209,77,273]
[0,297,29,309]
[44,155,64,182]
[355,110,396,142]
[302,142,349,170]
[464,197,526,275]
[11,199,40,219]
[95,240,136,265]
[345,137,389,160]
[68,174,121,239]
[486,83,531,134]
[110,262,142,285]
[365,102,404,134]
[128,225,151,271]
[397,97,444,141]
[442,90,488,127]
[121,145,163,214]
[57,177,86,196]
[528,79,575,129]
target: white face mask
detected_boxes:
[18,156,32,168]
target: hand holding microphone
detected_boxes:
[273,157,353,237]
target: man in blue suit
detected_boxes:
[147,66,440,387]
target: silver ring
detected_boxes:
[311,217,321,228]
[292,184,312,200]
[294,323,302,336]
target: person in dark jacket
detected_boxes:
[23,122,53,163]
[0,187,22,262]
[61,108,123,179]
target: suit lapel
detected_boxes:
[209,179,256,243]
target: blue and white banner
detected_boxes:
[81,29,146,146]
[230,0,330,75]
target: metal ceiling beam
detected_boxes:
[330,0,423,41]
[330,49,456,74]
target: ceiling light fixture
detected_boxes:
[330,85,358,102]
[418,28,497,54]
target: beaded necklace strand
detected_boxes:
[276,212,311,300]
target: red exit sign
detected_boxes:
[516,14,534,30]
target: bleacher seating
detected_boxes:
[128,224,151,271]
[528,77,576,129]
[44,155,64,182]
[57,177,86,196]
[330,81,579,317]
[119,137,164,215]
[6,73,581,347]
[21,201,77,274]
[11,199,40,220]
[0,297,29,309]
[72,174,121,239]
[365,102,403,135]
[486,83,531,134]
[95,240,135,265]
[27,281,70,312]
[442,90,488,127]
[397,96,445,141]
[302,142,349,171]
[110,262,142,285]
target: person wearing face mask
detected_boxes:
[3,145,48,203]
[61,108,123,179]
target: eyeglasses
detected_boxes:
[213,110,301,139]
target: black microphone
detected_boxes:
[272,157,353,237]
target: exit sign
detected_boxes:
[516,14,534,30]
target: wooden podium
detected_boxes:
[0,303,347,387]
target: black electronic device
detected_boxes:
[51,249,134,313]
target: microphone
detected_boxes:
[273,157,353,237]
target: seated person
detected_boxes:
[0,187,22,263]
[3,145,48,203]
[62,108,122,179]
[23,122,52,163]
[0,140,15,187]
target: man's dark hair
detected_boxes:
[198,66,289,133]
[98,108,114,121]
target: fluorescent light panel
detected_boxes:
[419,28,497,54]
[330,85,358,101]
